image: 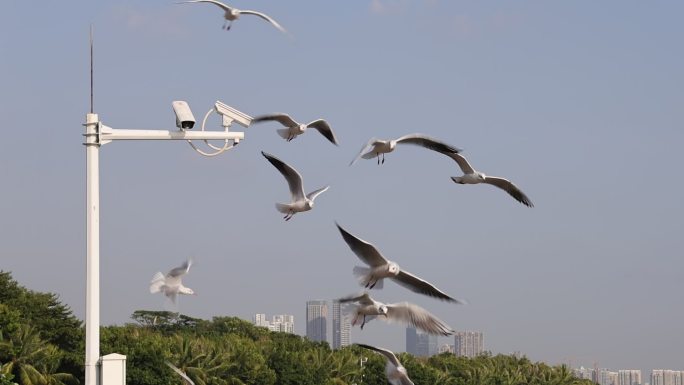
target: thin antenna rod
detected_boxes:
[90,24,94,113]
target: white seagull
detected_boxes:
[338,292,454,336]
[444,151,534,207]
[176,0,286,33]
[252,114,338,145]
[350,133,460,165]
[166,362,196,385]
[355,344,414,385]
[336,223,465,304]
[261,151,329,221]
[149,259,196,304]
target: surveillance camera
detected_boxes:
[214,101,252,128]
[172,100,195,129]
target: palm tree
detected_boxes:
[0,325,76,385]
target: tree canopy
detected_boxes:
[1,271,594,385]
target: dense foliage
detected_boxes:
[1,272,594,385]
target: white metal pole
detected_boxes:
[84,113,100,385]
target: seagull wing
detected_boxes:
[336,223,389,267]
[395,133,461,154]
[252,113,298,127]
[306,186,329,202]
[167,259,192,278]
[261,151,306,201]
[444,152,476,174]
[483,176,534,207]
[176,0,232,13]
[393,270,465,303]
[307,119,338,145]
[385,302,454,336]
[338,291,373,305]
[239,10,287,33]
[166,362,196,385]
[164,259,192,288]
[355,344,402,368]
[349,138,378,166]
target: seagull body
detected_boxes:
[149,259,195,304]
[444,152,534,207]
[356,344,414,385]
[350,133,460,165]
[177,0,286,33]
[338,292,454,336]
[336,223,464,303]
[261,151,329,220]
[252,114,338,145]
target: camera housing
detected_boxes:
[172,100,196,129]
[214,101,252,128]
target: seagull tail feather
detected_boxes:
[275,203,291,214]
[353,266,383,289]
[149,272,165,293]
[276,128,290,140]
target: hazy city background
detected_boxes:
[1,0,682,379]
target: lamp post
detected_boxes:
[83,102,249,385]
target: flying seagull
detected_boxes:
[166,362,196,385]
[149,259,195,304]
[350,133,460,165]
[252,114,338,145]
[338,292,454,336]
[261,151,329,221]
[355,344,414,385]
[176,0,286,33]
[336,223,465,304]
[444,151,533,207]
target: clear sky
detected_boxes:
[1,0,683,376]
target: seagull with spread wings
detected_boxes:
[350,133,460,165]
[149,259,195,304]
[176,0,286,33]
[262,151,329,221]
[338,292,454,336]
[444,151,534,207]
[336,223,465,304]
[355,344,414,385]
[252,114,338,145]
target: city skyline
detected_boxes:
[1,1,683,375]
[253,313,295,334]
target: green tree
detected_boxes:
[0,325,76,385]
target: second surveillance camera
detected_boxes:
[172,100,195,129]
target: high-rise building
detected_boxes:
[438,344,454,354]
[306,300,328,343]
[652,370,684,385]
[405,327,438,357]
[332,300,352,349]
[618,370,642,385]
[573,367,594,381]
[596,368,619,385]
[454,331,484,357]
[252,313,295,334]
[254,313,269,328]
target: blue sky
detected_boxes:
[1,0,683,375]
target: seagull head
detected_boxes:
[180,287,196,296]
[379,305,388,317]
[477,172,487,180]
[387,263,400,276]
